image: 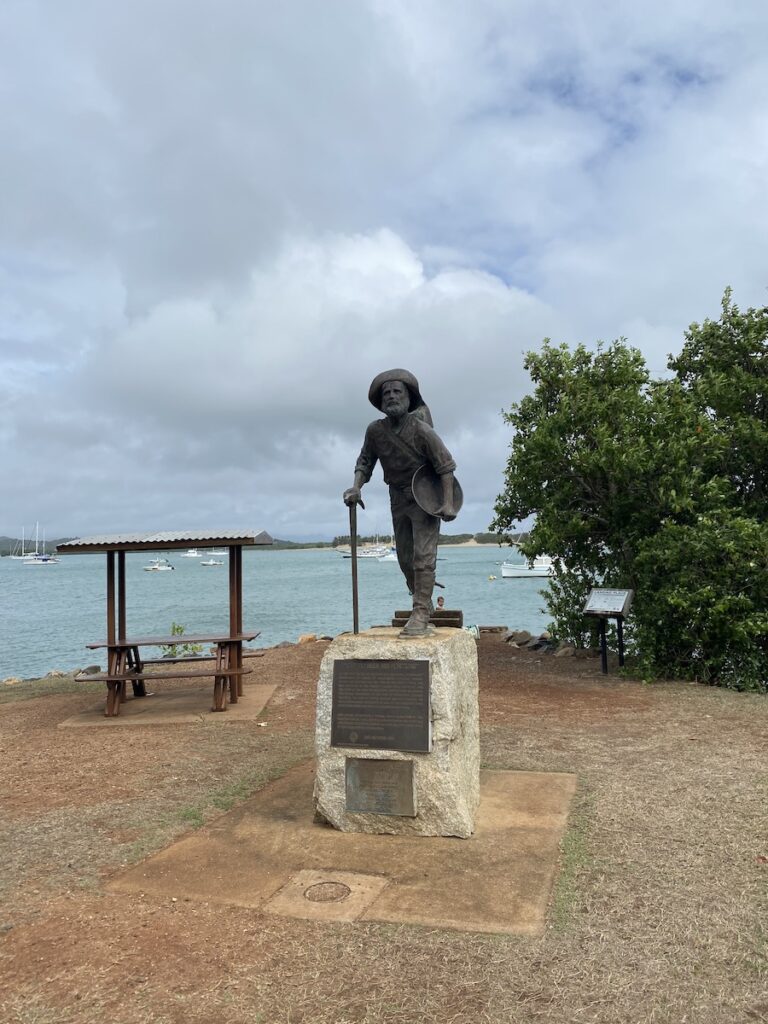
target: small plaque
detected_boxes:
[331,659,431,752]
[345,758,416,816]
[583,588,634,617]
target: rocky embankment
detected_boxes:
[498,628,600,660]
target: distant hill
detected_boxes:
[0,536,75,556]
[266,538,335,550]
[329,532,525,548]
[1,532,527,556]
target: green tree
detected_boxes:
[491,293,767,692]
[671,289,768,518]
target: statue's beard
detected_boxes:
[384,397,409,419]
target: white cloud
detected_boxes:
[7,228,554,537]
[2,0,767,539]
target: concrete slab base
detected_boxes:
[107,764,576,935]
[58,684,277,728]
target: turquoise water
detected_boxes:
[0,546,551,679]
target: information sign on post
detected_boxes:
[582,588,634,673]
[583,589,634,618]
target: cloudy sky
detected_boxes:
[2,1,767,542]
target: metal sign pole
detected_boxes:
[617,616,625,667]
[598,618,608,674]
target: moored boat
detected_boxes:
[21,523,59,563]
[342,545,393,559]
[501,555,553,578]
[144,557,174,572]
[10,527,29,559]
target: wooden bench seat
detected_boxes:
[139,656,214,666]
[76,665,252,716]
[75,667,249,683]
[392,609,464,628]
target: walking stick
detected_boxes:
[349,502,360,633]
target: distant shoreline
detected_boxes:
[313,538,509,553]
[0,538,515,558]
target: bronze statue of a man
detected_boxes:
[344,369,460,637]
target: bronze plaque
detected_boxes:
[345,758,416,816]
[331,659,430,752]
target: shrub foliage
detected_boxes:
[491,291,767,691]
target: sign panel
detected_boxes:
[345,758,416,816]
[331,658,431,753]
[583,588,634,617]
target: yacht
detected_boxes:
[21,524,59,564]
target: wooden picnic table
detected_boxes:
[56,531,273,717]
[81,632,261,715]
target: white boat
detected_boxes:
[180,548,202,558]
[342,546,392,559]
[342,531,394,559]
[501,555,554,578]
[22,523,59,564]
[359,545,392,558]
[144,557,174,572]
[10,527,29,559]
[378,551,398,562]
[209,549,227,555]
[201,558,223,566]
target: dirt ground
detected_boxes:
[0,636,766,1024]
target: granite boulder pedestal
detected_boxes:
[313,627,480,838]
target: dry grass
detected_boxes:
[0,675,104,705]
[0,640,766,1024]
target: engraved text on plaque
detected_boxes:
[345,758,416,816]
[331,659,430,752]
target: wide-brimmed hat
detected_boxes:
[368,369,424,412]
[412,464,464,522]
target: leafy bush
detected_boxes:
[632,514,768,690]
[162,622,204,659]
[492,291,767,692]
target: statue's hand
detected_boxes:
[435,504,456,522]
[343,487,365,509]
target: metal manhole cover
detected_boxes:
[303,881,352,903]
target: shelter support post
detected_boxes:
[118,551,126,643]
[106,552,115,647]
[228,545,244,696]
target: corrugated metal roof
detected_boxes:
[57,530,274,553]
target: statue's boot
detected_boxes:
[399,570,436,637]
